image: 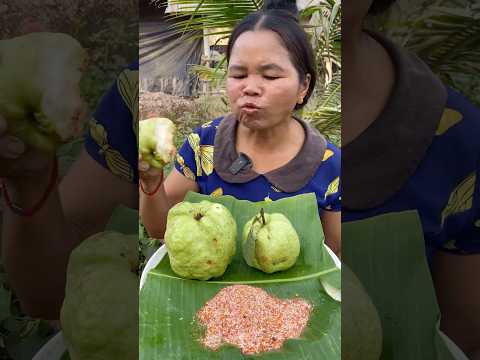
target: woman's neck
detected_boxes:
[236,116,304,154]
[235,116,305,174]
[342,30,395,146]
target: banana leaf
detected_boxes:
[342,211,457,359]
[140,192,340,360]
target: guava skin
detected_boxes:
[60,232,138,360]
[139,117,176,169]
[0,32,87,153]
[164,201,237,280]
[242,212,300,274]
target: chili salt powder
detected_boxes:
[195,285,312,355]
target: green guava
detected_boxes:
[0,32,88,153]
[60,232,138,360]
[164,201,237,280]
[342,265,383,360]
[139,117,176,169]
[242,209,300,274]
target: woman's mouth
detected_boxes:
[240,103,261,114]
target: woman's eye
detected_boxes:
[230,74,246,79]
[264,76,279,80]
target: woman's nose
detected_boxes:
[242,78,261,96]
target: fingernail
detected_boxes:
[139,161,149,171]
[7,137,25,155]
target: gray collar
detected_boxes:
[213,113,327,193]
[342,31,447,210]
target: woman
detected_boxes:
[343,0,480,358]
[140,1,342,255]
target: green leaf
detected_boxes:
[319,268,340,302]
[140,192,340,359]
[343,211,456,359]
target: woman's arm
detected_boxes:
[140,167,198,240]
[432,251,480,359]
[320,210,341,258]
[2,150,137,319]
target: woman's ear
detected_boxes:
[298,73,311,105]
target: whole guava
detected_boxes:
[60,232,138,360]
[164,201,237,280]
[242,209,300,274]
[139,117,176,169]
[342,265,383,360]
[0,32,88,153]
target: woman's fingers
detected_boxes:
[138,159,163,182]
[139,159,162,177]
[139,159,149,172]
[0,115,26,159]
[0,136,25,159]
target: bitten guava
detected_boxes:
[139,117,176,169]
[242,209,300,274]
[342,265,383,360]
[164,201,237,280]
[0,32,88,153]
[60,232,138,360]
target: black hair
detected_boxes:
[368,0,397,15]
[226,0,317,110]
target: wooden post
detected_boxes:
[203,27,211,95]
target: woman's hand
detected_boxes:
[0,114,55,192]
[138,154,164,194]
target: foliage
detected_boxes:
[366,0,480,106]
[303,72,341,145]
[302,0,341,145]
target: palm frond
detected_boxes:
[164,0,261,39]
[367,0,480,105]
[304,72,341,145]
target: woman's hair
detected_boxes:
[368,0,397,15]
[226,0,317,110]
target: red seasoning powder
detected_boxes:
[195,285,312,355]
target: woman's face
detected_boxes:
[226,30,310,130]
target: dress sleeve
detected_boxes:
[84,65,139,184]
[321,146,342,212]
[322,177,341,212]
[440,166,480,255]
[174,129,201,182]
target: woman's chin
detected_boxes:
[238,115,266,130]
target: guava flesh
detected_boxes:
[0,32,88,153]
[139,117,176,169]
[164,201,237,280]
